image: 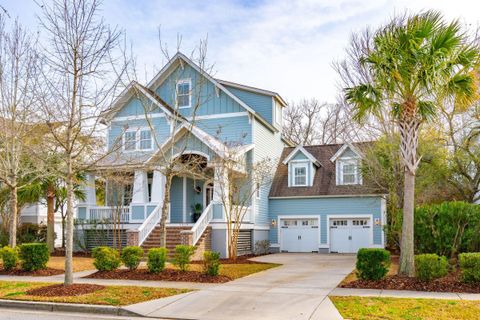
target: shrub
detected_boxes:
[356,248,390,280]
[173,245,195,272]
[147,248,168,273]
[18,243,49,271]
[92,246,121,271]
[254,240,270,255]
[203,251,220,276]
[0,246,18,271]
[17,223,48,244]
[459,253,480,283]
[415,254,449,281]
[121,246,144,271]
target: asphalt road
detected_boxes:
[0,308,151,320]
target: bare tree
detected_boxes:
[0,15,42,247]
[37,0,128,285]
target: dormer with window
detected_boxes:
[330,143,363,186]
[283,146,321,187]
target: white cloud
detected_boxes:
[3,0,480,102]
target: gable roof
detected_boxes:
[216,79,288,107]
[269,142,382,198]
[329,143,363,162]
[282,145,321,166]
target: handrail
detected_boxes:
[191,203,213,246]
[138,203,163,246]
[88,206,130,223]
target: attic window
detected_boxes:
[339,159,360,185]
[292,163,308,186]
[176,79,191,108]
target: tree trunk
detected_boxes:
[64,162,74,286]
[159,174,172,248]
[399,170,415,276]
[46,184,55,253]
[8,185,18,247]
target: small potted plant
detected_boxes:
[191,203,203,222]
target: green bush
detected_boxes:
[121,246,144,271]
[415,202,480,258]
[92,246,121,271]
[356,248,390,280]
[0,246,18,271]
[147,248,168,273]
[203,251,220,276]
[173,245,195,272]
[415,254,449,281]
[17,223,48,244]
[18,243,49,271]
[459,253,480,283]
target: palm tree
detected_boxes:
[341,11,480,276]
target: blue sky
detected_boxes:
[3,0,480,102]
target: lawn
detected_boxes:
[0,280,191,306]
[47,256,95,272]
[331,296,480,320]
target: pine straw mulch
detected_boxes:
[0,268,64,277]
[191,254,270,265]
[340,270,480,293]
[85,268,231,283]
[26,284,105,297]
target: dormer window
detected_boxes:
[292,163,308,186]
[176,79,191,108]
[339,159,359,185]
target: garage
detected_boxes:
[279,217,319,252]
[329,217,371,253]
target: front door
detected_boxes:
[204,182,213,208]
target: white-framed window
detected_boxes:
[176,79,191,108]
[123,128,152,151]
[338,159,360,185]
[275,102,282,126]
[292,163,308,186]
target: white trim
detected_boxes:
[381,197,387,248]
[330,143,363,162]
[176,78,192,109]
[112,113,166,122]
[291,162,309,187]
[122,127,154,152]
[171,150,211,162]
[326,214,374,251]
[216,78,288,107]
[187,112,249,121]
[203,180,214,209]
[282,145,320,166]
[337,158,361,185]
[277,215,321,252]
[183,176,187,222]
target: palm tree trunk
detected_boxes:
[399,170,415,276]
[46,184,55,253]
[8,184,18,247]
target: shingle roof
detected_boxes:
[269,143,383,198]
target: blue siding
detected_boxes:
[173,134,216,160]
[170,176,183,223]
[115,97,163,118]
[268,197,383,245]
[155,64,246,117]
[225,85,273,124]
[195,116,252,144]
[291,152,308,160]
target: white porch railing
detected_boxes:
[138,203,163,246]
[230,205,252,222]
[191,203,213,246]
[88,206,130,223]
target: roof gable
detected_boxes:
[329,143,363,162]
[282,145,321,166]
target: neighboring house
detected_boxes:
[75,52,386,257]
[20,204,64,247]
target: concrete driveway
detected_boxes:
[126,253,355,320]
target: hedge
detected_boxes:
[356,248,390,280]
[415,254,448,281]
[92,246,121,271]
[459,253,480,283]
[19,243,49,271]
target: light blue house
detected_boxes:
[76,52,385,257]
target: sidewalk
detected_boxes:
[330,287,480,300]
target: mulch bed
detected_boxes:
[85,268,231,283]
[26,284,105,297]
[341,271,480,293]
[51,249,91,258]
[192,253,269,265]
[0,268,64,277]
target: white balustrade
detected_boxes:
[138,204,163,245]
[88,206,130,223]
[191,203,213,246]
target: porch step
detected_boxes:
[141,225,212,258]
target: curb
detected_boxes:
[0,299,143,317]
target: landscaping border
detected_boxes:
[0,299,143,317]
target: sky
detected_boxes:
[3,0,480,103]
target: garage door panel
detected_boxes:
[330,218,371,253]
[279,218,319,253]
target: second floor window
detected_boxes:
[339,159,360,185]
[124,129,152,151]
[177,79,191,108]
[292,163,307,186]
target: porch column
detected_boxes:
[132,170,148,204]
[150,170,165,203]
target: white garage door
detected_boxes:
[330,218,371,253]
[280,218,319,252]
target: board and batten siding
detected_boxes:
[195,115,252,144]
[253,119,286,226]
[224,85,274,125]
[268,196,384,247]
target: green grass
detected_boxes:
[0,281,191,306]
[331,296,480,320]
